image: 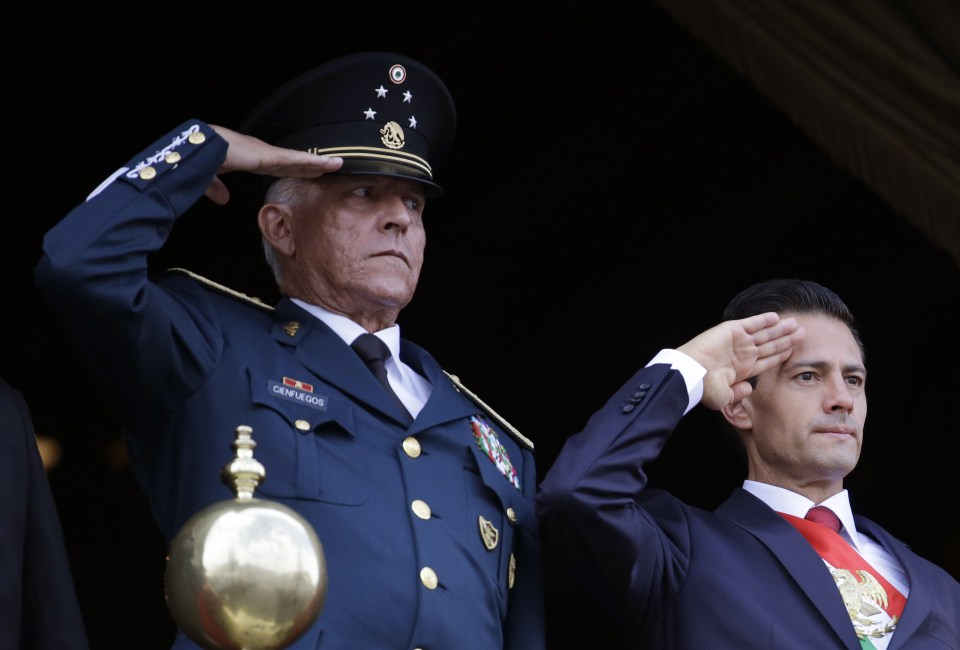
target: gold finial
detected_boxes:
[220,425,266,499]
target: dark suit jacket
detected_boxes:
[537,363,960,649]
[0,377,89,649]
[35,121,544,650]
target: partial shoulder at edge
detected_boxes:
[162,268,275,313]
[443,370,534,451]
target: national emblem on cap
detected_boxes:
[240,51,456,193]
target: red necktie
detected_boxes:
[806,505,842,531]
[779,506,905,645]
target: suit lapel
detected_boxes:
[716,489,861,647]
[855,517,924,649]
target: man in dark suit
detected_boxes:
[537,279,960,648]
[0,377,89,649]
[35,52,543,649]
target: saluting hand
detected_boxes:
[677,313,804,411]
[203,125,344,205]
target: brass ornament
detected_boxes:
[283,321,301,337]
[165,425,328,649]
[419,566,438,590]
[508,553,516,589]
[478,515,499,551]
[402,436,421,458]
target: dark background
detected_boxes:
[4,2,959,648]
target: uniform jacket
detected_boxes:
[0,378,89,649]
[35,121,544,650]
[536,363,960,649]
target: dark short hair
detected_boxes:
[722,278,863,360]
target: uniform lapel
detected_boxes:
[269,298,412,424]
[716,489,861,647]
[397,340,478,431]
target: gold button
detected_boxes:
[164,151,181,164]
[138,166,156,180]
[411,499,431,520]
[402,436,421,458]
[506,507,517,524]
[294,419,310,431]
[420,567,438,589]
[188,131,206,144]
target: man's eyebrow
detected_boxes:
[780,360,866,375]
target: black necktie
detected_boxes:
[350,333,413,424]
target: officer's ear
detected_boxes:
[258,203,296,256]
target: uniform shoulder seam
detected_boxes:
[164,268,274,312]
[443,371,534,451]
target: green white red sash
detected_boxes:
[780,512,905,649]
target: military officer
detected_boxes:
[36,51,544,650]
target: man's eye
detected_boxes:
[846,376,864,387]
[798,372,815,381]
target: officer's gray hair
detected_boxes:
[260,178,309,286]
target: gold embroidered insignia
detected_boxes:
[283,321,301,336]
[380,121,405,150]
[832,568,898,639]
[508,553,516,589]
[478,515,499,551]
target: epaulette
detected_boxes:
[444,371,534,451]
[164,268,274,313]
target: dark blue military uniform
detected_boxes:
[35,120,544,649]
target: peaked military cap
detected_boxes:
[241,51,456,193]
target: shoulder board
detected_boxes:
[443,371,534,451]
[163,268,274,312]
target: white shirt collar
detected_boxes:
[290,298,402,359]
[742,480,864,553]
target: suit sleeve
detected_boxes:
[0,379,89,649]
[535,363,692,626]
[34,121,229,432]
